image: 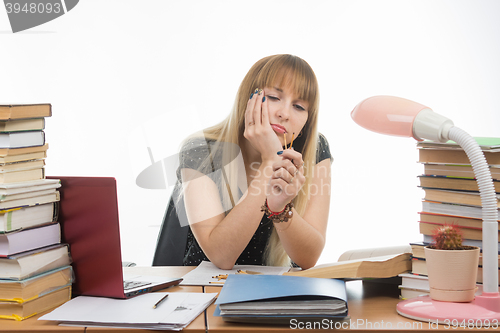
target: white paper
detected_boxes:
[39,292,217,329]
[180,261,290,286]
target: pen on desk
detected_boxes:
[152,294,169,309]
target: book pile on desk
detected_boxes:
[0,104,72,321]
[400,137,500,300]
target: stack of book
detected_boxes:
[400,137,500,299]
[0,104,72,321]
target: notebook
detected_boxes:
[46,176,182,299]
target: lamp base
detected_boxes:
[397,294,500,324]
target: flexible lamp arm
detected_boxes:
[351,96,499,295]
[448,127,499,294]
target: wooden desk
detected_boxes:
[0,312,85,333]
[1,266,200,333]
[205,280,494,332]
[2,267,495,332]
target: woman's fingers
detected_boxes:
[260,90,268,125]
[252,88,264,126]
[274,150,304,174]
[243,88,283,162]
[245,88,266,128]
[272,167,295,184]
[245,88,258,126]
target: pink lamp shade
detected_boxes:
[351,95,454,142]
[351,96,427,138]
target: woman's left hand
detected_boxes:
[266,149,305,212]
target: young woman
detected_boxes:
[153,54,332,269]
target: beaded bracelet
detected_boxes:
[261,199,293,223]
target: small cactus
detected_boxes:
[431,224,464,250]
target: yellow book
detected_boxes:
[0,285,70,321]
[0,266,72,302]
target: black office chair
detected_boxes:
[152,186,189,266]
[152,139,239,266]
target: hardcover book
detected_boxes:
[0,104,51,121]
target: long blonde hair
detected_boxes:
[187,54,320,266]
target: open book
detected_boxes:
[284,245,412,279]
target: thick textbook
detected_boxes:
[423,164,500,180]
[0,159,45,173]
[284,245,412,279]
[419,213,500,231]
[0,168,44,184]
[422,188,500,208]
[0,285,70,321]
[0,144,48,165]
[0,104,51,121]
[419,221,496,241]
[0,143,48,157]
[0,178,60,197]
[0,118,45,132]
[419,175,500,193]
[0,266,72,302]
[0,203,57,233]
[419,149,500,165]
[0,244,70,280]
[0,223,60,256]
[421,201,500,221]
[0,191,59,210]
[0,131,45,149]
[215,274,348,322]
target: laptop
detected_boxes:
[46,176,182,299]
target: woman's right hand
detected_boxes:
[243,89,283,163]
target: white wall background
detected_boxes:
[1,0,499,266]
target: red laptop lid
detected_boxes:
[47,176,126,298]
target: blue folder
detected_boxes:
[214,274,348,322]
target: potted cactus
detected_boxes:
[425,224,480,302]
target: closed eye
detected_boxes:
[267,95,279,101]
[294,104,307,111]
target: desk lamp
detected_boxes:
[351,95,500,323]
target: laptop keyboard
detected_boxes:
[123,280,151,290]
